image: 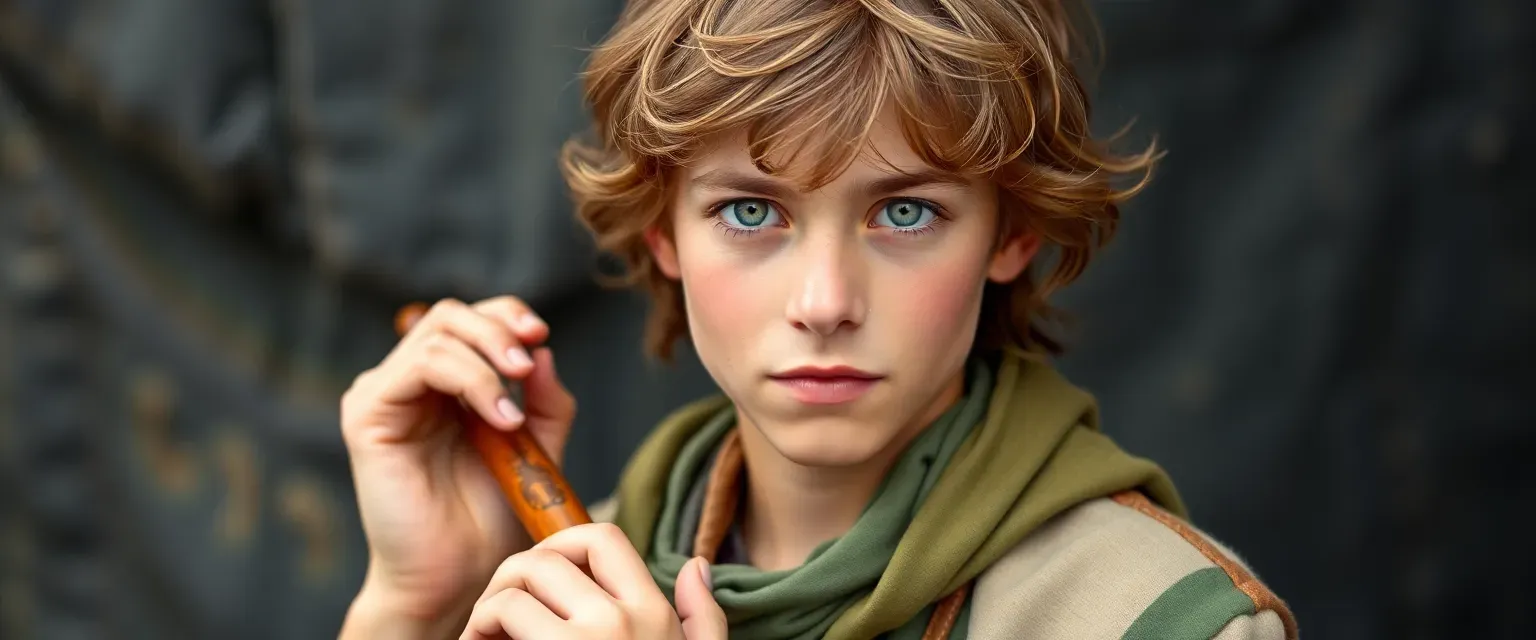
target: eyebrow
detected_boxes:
[861,169,971,198]
[689,169,796,201]
[688,168,971,200]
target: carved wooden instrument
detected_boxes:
[394,303,591,541]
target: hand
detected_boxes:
[338,297,578,634]
[461,523,728,640]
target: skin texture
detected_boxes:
[646,110,1037,569]
[337,110,1036,638]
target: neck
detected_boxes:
[734,373,965,571]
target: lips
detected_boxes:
[769,366,883,380]
[768,366,885,405]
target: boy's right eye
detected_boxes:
[716,198,782,230]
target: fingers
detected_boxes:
[476,549,616,620]
[532,523,659,603]
[472,297,550,347]
[396,335,521,429]
[465,536,680,639]
[406,298,534,379]
[359,297,562,436]
[459,301,572,431]
[675,557,727,640]
[460,589,569,640]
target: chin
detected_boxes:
[755,413,897,468]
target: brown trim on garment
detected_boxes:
[693,429,744,561]
[1110,491,1299,640]
[921,583,972,640]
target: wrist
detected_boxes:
[340,573,469,640]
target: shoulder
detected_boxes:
[968,492,1297,640]
[588,495,619,524]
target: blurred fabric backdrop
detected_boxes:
[0,1,1530,638]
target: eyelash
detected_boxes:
[709,217,758,238]
[704,198,950,237]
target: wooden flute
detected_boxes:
[394,303,592,541]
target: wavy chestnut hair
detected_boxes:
[561,0,1157,361]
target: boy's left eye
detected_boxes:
[873,199,938,230]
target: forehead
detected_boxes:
[678,107,950,188]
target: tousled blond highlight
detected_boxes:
[561,0,1158,361]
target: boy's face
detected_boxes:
[648,110,1037,468]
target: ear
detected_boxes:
[987,232,1040,283]
[645,225,682,279]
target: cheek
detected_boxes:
[674,228,770,351]
[876,244,990,350]
[894,264,985,337]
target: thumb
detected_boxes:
[521,347,576,461]
[675,557,727,640]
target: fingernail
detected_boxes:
[697,557,713,591]
[497,397,524,425]
[505,348,532,370]
[517,314,545,333]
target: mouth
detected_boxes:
[767,366,885,405]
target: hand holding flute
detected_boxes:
[338,296,724,640]
[391,301,592,540]
[338,296,582,637]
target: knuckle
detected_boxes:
[470,591,497,615]
[341,369,372,400]
[405,346,432,371]
[348,367,376,389]
[419,333,452,356]
[577,601,631,635]
[591,521,626,539]
[408,354,433,379]
[478,590,517,619]
[430,297,465,314]
[510,548,565,576]
[492,551,519,575]
[339,369,376,416]
[406,354,437,383]
[585,522,628,547]
[523,548,563,566]
[490,550,535,582]
[486,296,545,328]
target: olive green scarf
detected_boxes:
[613,349,1185,639]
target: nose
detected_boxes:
[785,236,866,337]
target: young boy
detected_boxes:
[337,0,1296,638]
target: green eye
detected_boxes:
[719,199,779,228]
[876,199,936,229]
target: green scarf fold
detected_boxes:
[614,349,1185,639]
[639,358,994,639]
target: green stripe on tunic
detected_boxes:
[1122,567,1255,640]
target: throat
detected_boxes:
[734,425,893,572]
[703,371,967,572]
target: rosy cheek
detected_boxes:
[675,230,767,353]
[883,255,987,347]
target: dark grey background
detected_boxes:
[1,1,1530,638]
